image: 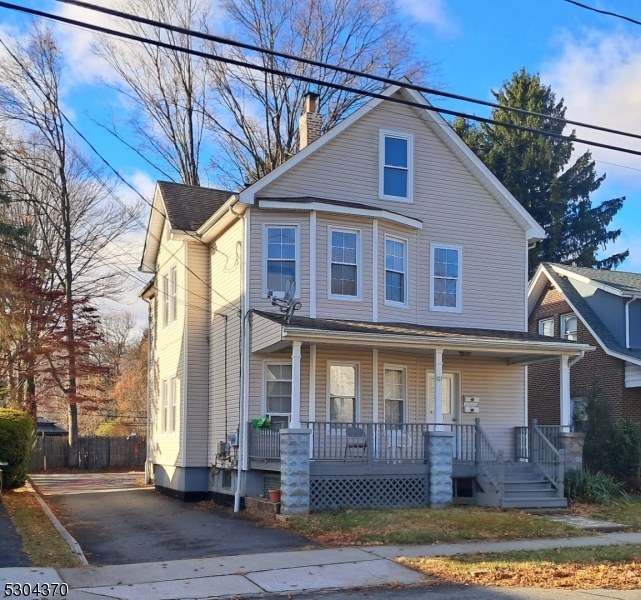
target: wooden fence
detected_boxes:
[30,435,146,471]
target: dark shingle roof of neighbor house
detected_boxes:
[157,181,234,231]
[550,263,641,296]
[36,417,68,436]
[544,265,641,363]
[254,310,584,346]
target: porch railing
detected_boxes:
[474,418,504,495]
[436,424,476,462]
[303,422,428,462]
[247,423,281,460]
[515,424,563,461]
[530,419,564,497]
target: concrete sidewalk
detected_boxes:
[3,531,641,599]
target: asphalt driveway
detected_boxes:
[29,473,313,565]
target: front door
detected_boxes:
[427,372,457,425]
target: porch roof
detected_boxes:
[251,310,593,364]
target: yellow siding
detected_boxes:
[258,96,527,331]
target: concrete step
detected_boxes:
[502,497,568,509]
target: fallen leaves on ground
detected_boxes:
[399,556,641,590]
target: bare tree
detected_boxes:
[205,0,434,185]
[94,0,214,186]
[0,24,138,448]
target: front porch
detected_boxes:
[248,419,575,511]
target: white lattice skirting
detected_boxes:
[310,475,428,510]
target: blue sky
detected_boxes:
[1,0,641,322]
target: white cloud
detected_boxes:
[396,0,457,35]
[542,29,641,185]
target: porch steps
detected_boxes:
[500,462,567,510]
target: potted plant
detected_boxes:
[268,488,281,503]
[252,417,272,430]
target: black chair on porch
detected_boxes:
[344,427,367,460]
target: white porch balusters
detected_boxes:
[291,341,302,428]
[434,348,444,431]
[560,354,571,432]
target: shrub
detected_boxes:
[565,469,629,506]
[0,408,34,488]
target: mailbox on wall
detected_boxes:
[463,396,480,413]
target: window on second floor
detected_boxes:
[329,228,360,299]
[431,244,462,312]
[265,226,298,296]
[169,266,177,323]
[379,131,413,202]
[538,317,555,337]
[162,275,169,326]
[561,313,578,341]
[385,236,408,306]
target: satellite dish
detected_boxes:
[268,280,302,323]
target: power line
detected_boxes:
[2,1,641,160]
[53,0,641,144]
[0,30,242,313]
[563,0,641,26]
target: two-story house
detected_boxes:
[528,263,641,429]
[140,84,590,512]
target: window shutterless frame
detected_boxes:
[326,362,360,423]
[262,223,301,298]
[561,313,578,341]
[327,226,362,301]
[538,317,555,337]
[379,130,413,202]
[430,243,463,313]
[263,360,293,426]
[170,377,179,434]
[384,233,409,307]
[169,266,178,323]
[383,365,407,425]
[160,379,168,434]
[162,275,169,327]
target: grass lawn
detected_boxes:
[1,487,80,569]
[399,544,641,590]
[282,506,591,546]
[573,494,641,529]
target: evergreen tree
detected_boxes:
[454,69,627,276]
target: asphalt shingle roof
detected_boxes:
[547,263,641,296]
[544,266,641,363]
[158,181,234,231]
[254,310,583,346]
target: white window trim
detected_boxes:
[430,243,463,313]
[538,317,555,337]
[262,223,301,299]
[326,362,361,422]
[327,225,363,302]
[162,275,169,328]
[383,364,408,424]
[262,359,293,422]
[379,130,414,203]
[160,379,168,434]
[169,377,178,434]
[383,233,409,308]
[169,266,178,324]
[561,313,578,340]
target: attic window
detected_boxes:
[561,313,578,341]
[379,130,413,202]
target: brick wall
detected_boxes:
[528,281,641,425]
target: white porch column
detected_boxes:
[434,348,444,431]
[291,341,302,428]
[372,348,379,422]
[308,344,316,422]
[560,354,571,432]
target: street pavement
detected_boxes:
[0,500,30,567]
[29,473,314,564]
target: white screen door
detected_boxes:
[427,373,456,424]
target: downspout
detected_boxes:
[626,296,638,349]
[143,293,153,484]
[569,351,585,368]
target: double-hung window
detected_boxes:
[329,364,358,422]
[431,244,462,312]
[265,363,292,426]
[329,228,360,299]
[265,226,297,296]
[561,314,578,341]
[385,236,407,306]
[384,367,406,425]
[379,131,413,201]
[161,379,168,433]
[170,377,179,434]
[169,266,177,323]
[538,317,555,337]
[162,275,170,326]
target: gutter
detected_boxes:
[626,295,638,349]
[569,350,585,367]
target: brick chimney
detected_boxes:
[299,91,322,150]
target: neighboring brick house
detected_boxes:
[528,263,641,428]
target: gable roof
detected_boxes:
[157,181,234,232]
[238,83,546,242]
[528,263,641,366]
[550,263,641,296]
